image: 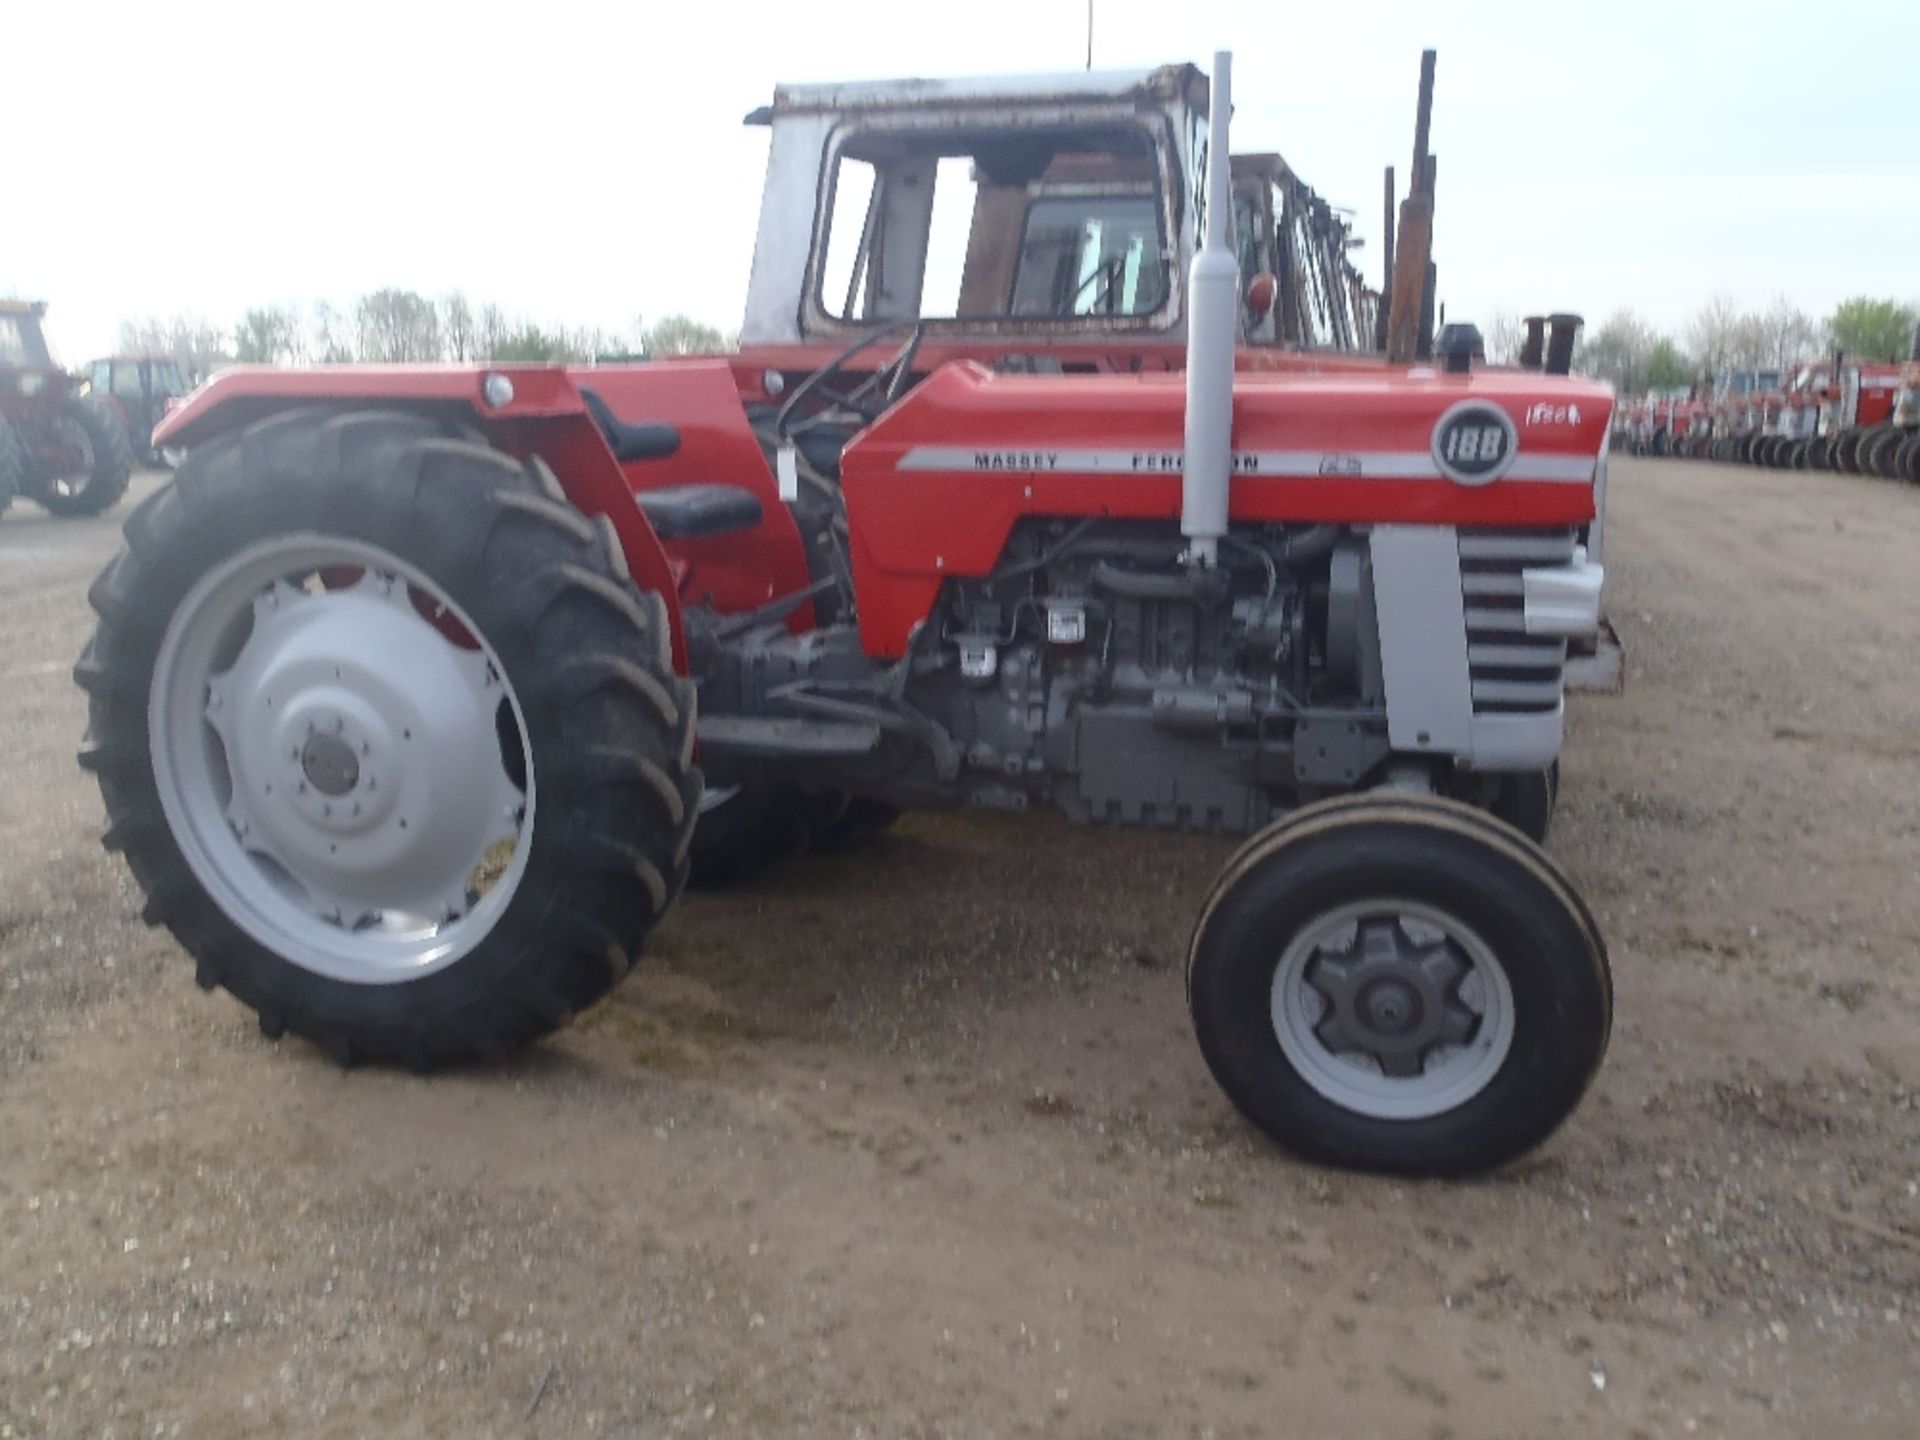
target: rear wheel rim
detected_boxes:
[148,533,536,984]
[1270,898,1515,1120]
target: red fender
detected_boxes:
[153,365,736,672]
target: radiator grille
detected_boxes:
[1457,529,1576,715]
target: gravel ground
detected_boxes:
[1,457,1917,1438]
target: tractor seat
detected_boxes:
[579,387,682,462]
[634,484,764,541]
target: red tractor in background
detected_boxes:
[81,353,192,467]
[1820,344,1918,480]
[0,300,135,520]
[76,53,1616,1176]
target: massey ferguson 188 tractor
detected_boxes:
[77,55,1614,1175]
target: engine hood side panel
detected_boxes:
[841,362,1612,657]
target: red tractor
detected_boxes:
[76,55,1614,1176]
[0,300,135,519]
[1819,340,1918,481]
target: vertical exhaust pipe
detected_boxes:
[1545,313,1583,375]
[1182,48,1235,569]
[1519,315,1547,370]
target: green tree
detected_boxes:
[440,293,477,362]
[354,288,441,363]
[1826,297,1919,362]
[487,323,584,363]
[233,307,302,364]
[1645,338,1690,389]
[640,314,735,357]
[311,301,355,362]
[1575,310,1658,393]
[117,316,233,385]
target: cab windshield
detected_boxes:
[0,314,53,370]
[817,122,1171,324]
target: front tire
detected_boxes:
[75,409,699,1067]
[1187,793,1611,1175]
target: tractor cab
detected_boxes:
[739,66,1379,356]
[82,354,191,463]
[742,66,1204,346]
[0,300,63,395]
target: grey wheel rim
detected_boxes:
[148,534,535,984]
[1270,898,1515,1121]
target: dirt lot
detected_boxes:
[2,455,1917,1438]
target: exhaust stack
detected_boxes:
[1181,49,1236,568]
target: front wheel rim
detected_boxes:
[148,534,536,984]
[1270,898,1516,1120]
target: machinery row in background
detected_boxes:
[0,299,189,521]
[1616,325,1920,483]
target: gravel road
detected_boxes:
[2,457,1916,1437]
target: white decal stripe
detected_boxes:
[895,447,1592,484]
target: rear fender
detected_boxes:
[152,366,690,669]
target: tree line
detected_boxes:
[117,288,1919,399]
[1531,295,1916,396]
[118,290,737,382]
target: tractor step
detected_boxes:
[696,715,882,758]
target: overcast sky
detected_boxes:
[10,0,1918,360]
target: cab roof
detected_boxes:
[751,63,1208,121]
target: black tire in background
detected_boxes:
[1897,433,1920,485]
[1831,428,1860,472]
[1869,427,1906,480]
[1489,764,1558,844]
[31,395,134,516]
[1187,793,1611,1175]
[687,785,816,885]
[0,418,22,519]
[75,408,699,1067]
[687,785,898,884]
[1853,424,1894,478]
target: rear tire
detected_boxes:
[31,395,134,516]
[1898,433,1920,485]
[76,408,699,1067]
[1187,793,1610,1175]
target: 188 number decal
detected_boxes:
[1443,426,1507,463]
[1433,405,1517,484]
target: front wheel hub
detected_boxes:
[1271,899,1515,1120]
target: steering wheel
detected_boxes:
[774,320,925,442]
